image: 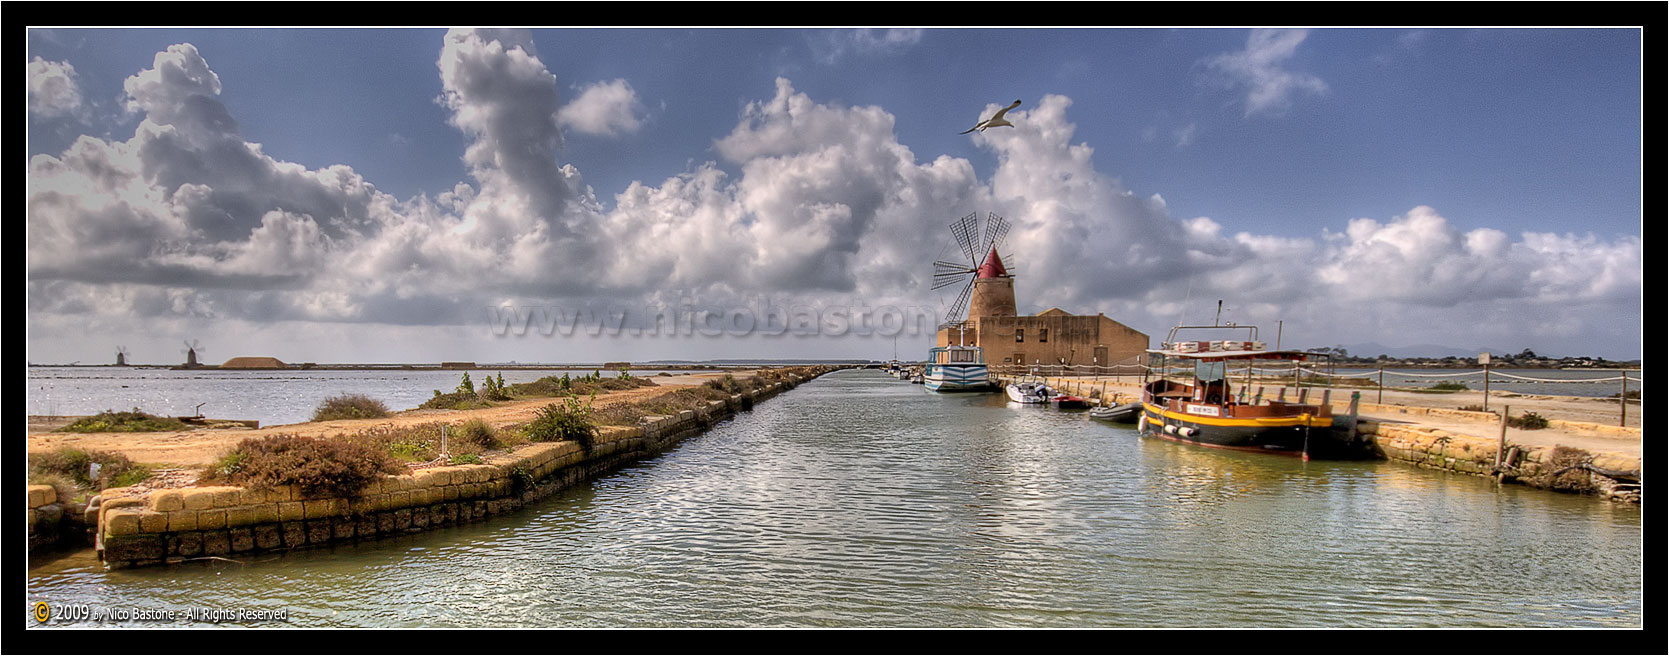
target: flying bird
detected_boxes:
[958,99,1022,134]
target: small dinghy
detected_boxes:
[1006,381,1053,404]
[1050,394,1091,409]
[1089,402,1142,423]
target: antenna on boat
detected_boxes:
[1215,300,1223,326]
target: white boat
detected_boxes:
[1005,380,1053,404]
[924,345,993,392]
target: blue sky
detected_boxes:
[26,27,1644,363]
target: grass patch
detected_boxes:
[28,447,153,497]
[312,394,391,421]
[60,409,189,433]
[198,434,403,498]
[592,386,735,426]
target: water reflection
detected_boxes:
[28,369,1640,628]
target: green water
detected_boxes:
[27,369,1641,628]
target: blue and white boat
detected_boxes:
[923,345,993,392]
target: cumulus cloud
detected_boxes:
[1203,28,1328,117]
[558,79,646,136]
[25,34,1641,363]
[28,56,83,117]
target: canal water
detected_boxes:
[27,369,1641,628]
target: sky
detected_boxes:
[25,26,1644,365]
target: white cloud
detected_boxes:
[28,56,83,117]
[1203,29,1328,117]
[558,79,646,136]
[25,36,1642,363]
[809,28,924,64]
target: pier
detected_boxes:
[989,369,1641,503]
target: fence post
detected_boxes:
[1378,367,1384,404]
[1620,374,1627,427]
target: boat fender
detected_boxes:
[1137,415,1147,433]
[1163,423,1176,435]
[1178,426,1198,438]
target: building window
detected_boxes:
[1016,328,1024,342]
[1040,328,1049,342]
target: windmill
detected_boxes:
[931,211,1011,328]
[181,339,205,367]
[115,345,129,367]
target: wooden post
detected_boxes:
[1495,404,1510,472]
[1377,367,1384,404]
[1483,359,1490,413]
[1620,374,1627,427]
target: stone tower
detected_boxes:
[967,246,1017,320]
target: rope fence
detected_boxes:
[984,361,1640,427]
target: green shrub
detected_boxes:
[419,391,492,411]
[198,434,402,498]
[28,447,150,492]
[456,372,475,395]
[450,453,482,465]
[60,409,189,433]
[524,395,597,451]
[312,394,391,421]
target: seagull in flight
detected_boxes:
[959,99,1022,134]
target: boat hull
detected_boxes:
[925,364,991,392]
[1005,384,1050,403]
[1089,402,1142,423]
[1138,404,1373,459]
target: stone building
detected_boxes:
[935,247,1148,369]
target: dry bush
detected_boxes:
[200,434,402,498]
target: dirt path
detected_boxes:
[26,372,746,467]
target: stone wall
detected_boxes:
[96,373,821,569]
[1363,420,1640,503]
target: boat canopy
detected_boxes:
[1146,348,1317,361]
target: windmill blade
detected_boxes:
[944,279,975,324]
[932,260,975,290]
[949,212,980,264]
[983,212,1010,253]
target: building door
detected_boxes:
[1093,346,1108,370]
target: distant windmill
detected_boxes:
[181,339,205,367]
[116,345,129,367]
[931,212,1012,328]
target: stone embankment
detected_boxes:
[998,373,1642,504]
[93,372,827,570]
[28,485,91,555]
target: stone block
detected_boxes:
[105,509,142,537]
[229,527,255,552]
[150,490,184,512]
[176,531,203,557]
[253,524,282,550]
[167,510,200,532]
[357,515,377,537]
[138,510,169,533]
[306,520,333,544]
[180,488,221,511]
[394,509,412,530]
[332,517,356,540]
[202,530,230,556]
[376,512,394,534]
[198,509,227,530]
[412,507,430,528]
[303,498,338,519]
[104,534,165,562]
[281,522,307,548]
[29,485,56,507]
[279,501,306,522]
[249,504,279,525]
[213,488,242,508]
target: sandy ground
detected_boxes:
[29,370,1644,467]
[26,371,745,467]
[1031,376,1644,458]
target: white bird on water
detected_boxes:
[959,99,1022,134]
